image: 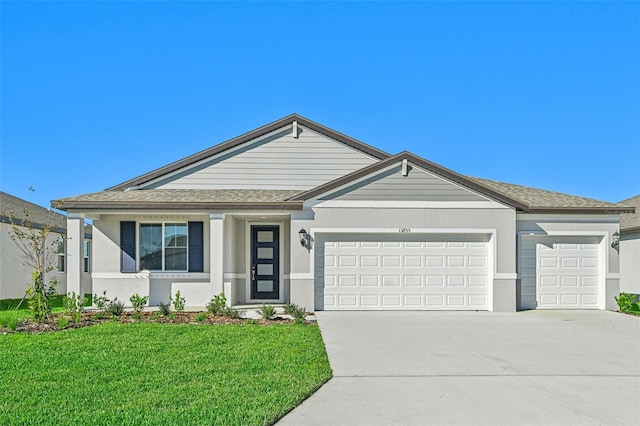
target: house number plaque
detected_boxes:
[399,228,411,233]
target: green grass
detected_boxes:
[0,322,332,425]
[0,294,92,321]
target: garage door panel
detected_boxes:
[316,234,490,310]
[519,236,602,310]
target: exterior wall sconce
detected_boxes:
[298,228,307,247]
[611,231,620,250]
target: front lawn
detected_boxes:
[0,322,332,425]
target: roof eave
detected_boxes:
[525,207,634,215]
[621,226,640,235]
[53,201,304,211]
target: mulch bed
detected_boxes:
[3,311,302,334]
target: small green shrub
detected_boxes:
[93,291,109,311]
[615,292,636,312]
[26,272,57,322]
[158,302,171,316]
[256,304,276,320]
[206,293,226,316]
[129,294,149,313]
[150,311,161,320]
[63,291,83,323]
[0,311,19,331]
[57,316,70,329]
[170,291,186,312]
[223,307,241,319]
[107,299,125,317]
[246,318,258,325]
[284,303,306,321]
[195,312,207,322]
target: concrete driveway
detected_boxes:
[279,311,640,425]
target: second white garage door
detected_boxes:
[315,234,491,310]
[519,236,603,310]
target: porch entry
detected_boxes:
[251,225,280,300]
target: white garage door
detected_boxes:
[519,236,602,310]
[315,234,490,310]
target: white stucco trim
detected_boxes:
[494,273,518,280]
[289,273,314,280]
[210,214,225,295]
[245,220,285,303]
[92,272,210,279]
[311,227,498,235]
[223,273,246,279]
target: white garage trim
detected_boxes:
[312,229,496,311]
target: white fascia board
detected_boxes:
[308,200,510,209]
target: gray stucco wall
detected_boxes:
[620,233,640,295]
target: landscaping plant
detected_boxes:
[171,291,186,312]
[5,209,60,322]
[107,298,125,317]
[615,292,636,313]
[223,306,242,319]
[158,302,171,316]
[92,291,109,312]
[129,293,150,313]
[206,293,226,316]
[0,311,19,331]
[63,291,83,323]
[256,304,276,320]
[284,303,306,322]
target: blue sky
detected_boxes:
[1,1,639,210]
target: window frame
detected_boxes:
[137,222,189,272]
[83,240,91,273]
[57,236,66,273]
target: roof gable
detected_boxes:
[291,152,527,209]
[108,114,389,191]
[316,162,491,203]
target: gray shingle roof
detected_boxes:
[468,177,634,212]
[620,195,640,233]
[1,191,67,231]
[55,189,303,210]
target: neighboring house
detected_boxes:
[619,195,640,296]
[0,191,92,300]
[53,114,634,311]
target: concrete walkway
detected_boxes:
[278,311,640,425]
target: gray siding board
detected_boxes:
[149,127,377,190]
[321,165,487,202]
